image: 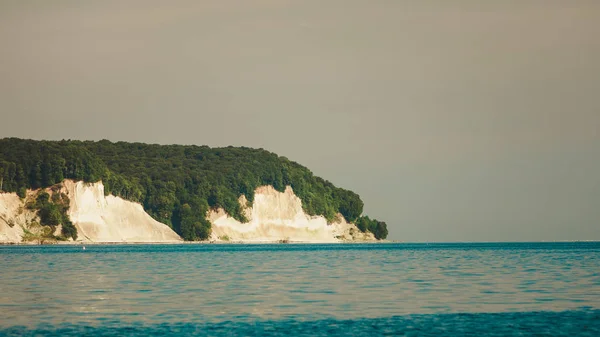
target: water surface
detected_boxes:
[1,242,599,335]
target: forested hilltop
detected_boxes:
[0,138,388,240]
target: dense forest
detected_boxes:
[0,138,388,240]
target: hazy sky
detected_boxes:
[1,0,599,241]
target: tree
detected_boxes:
[39,204,62,227]
[373,221,389,240]
[62,220,78,240]
[356,216,369,232]
[337,191,363,223]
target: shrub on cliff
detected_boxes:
[355,216,388,240]
[26,190,77,240]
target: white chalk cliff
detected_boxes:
[1,181,373,244]
[0,180,182,243]
[208,186,374,242]
[0,192,37,243]
[60,180,182,243]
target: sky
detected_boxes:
[1,0,599,242]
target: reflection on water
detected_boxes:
[0,243,599,332]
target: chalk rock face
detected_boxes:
[208,186,375,242]
[2,181,374,244]
[0,192,31,243]
[61,180,182,243]
[0,180,182,243]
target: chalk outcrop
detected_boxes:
[0,180,182,243]
[1,181,373,244]
[0,193,34,242]
[209,186,375,242]
[60,180,182,243]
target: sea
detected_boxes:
[0,242,599,336]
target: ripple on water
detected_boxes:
[0,242,599,332]
[0,310,599,336]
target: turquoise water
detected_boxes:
[0,243,599,336]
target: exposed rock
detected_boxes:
[2,181,374,244]
[0,193,31,243]
[208,186,375,242]
[60,180,182,243]
[0,180,182,243]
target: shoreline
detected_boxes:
[2,240,598,246]
[0,239,386,246]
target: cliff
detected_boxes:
[0,180,182,243]
[0,192,36,242]
[60,180,182,243]
[209,186,375,242]
[1,181,374,244]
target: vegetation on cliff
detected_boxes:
[0,138,388,240]
[25,188,78,240]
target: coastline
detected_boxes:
[0,239,387,246]
[4,240,598,246]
